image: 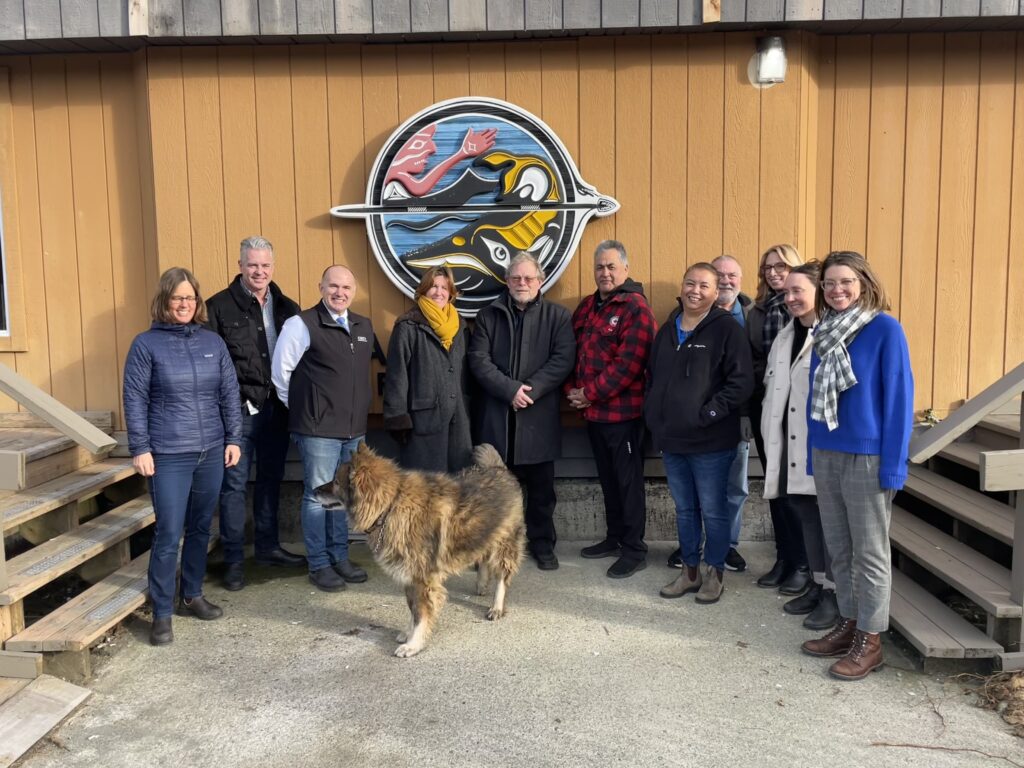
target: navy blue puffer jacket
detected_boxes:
[123,322,243,455]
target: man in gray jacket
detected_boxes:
[469,253,576,570]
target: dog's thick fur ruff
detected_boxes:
[316,442,525,657]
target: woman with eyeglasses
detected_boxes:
[747,245,812,597]
[123,267,242,646]
[760,262,838,630]
[801,251,913,680]
[383,265,473,472]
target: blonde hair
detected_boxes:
[755,244,804,304]
[150,267,207,324]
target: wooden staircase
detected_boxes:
[894,362,1024,670]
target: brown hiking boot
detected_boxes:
[801,617,857,657]
[829,630,884,680]
[694,564,724,604]
[660,565,701,598]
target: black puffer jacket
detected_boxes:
[206,276,299,409]
[644,305,754,454]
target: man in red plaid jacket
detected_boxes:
[566,240,657,578]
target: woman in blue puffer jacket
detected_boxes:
[123,267,242,646]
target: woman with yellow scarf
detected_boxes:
[383,266,473,472]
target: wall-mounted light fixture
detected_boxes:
[756,36,787,85]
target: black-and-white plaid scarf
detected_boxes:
[810,305,879,431]
[762,291,790,354]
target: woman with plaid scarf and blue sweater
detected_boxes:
[800,251,913,681]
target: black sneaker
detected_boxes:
[309,566,347,592]
[667,548,683,568]
[606,557,647,579]
[581,539,620,559]
[724,547,747,572]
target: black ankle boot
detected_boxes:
[779,566,812,596]
[756,560,789,588]
[804,588,840,630]
[783,582,823,615]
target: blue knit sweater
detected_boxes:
[806,313,914,490]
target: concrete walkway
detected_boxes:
[18,543,1022,768]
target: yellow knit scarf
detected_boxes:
[417,296,459,351]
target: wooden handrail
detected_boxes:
[0,363,115,455]
[909,360,1024,464]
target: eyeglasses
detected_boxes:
[761,263,790,275]
[716,272,741,281]
[508,275,540,284]
[821,278,859,291]
[170,295,198,304]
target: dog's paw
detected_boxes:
[394,642,423,658]
[485,608,505,621]
[395,631,408,643]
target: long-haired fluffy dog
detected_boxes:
[315,442,525,658]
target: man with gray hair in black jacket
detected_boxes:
[469,252,576,571]
[206,236,304,591]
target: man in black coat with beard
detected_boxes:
[469,252,576,571]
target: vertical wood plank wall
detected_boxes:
[0,32,1021,426]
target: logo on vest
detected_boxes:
[331,97,618,316]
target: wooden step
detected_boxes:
[0,426,111,491]
[0,458,137,534]
[901,465,1014,546]
[0,497,154,606]
[978,412,1021,441]
[6,522,220,654]
[889,569,1003,659]
[890,505,1022,619]
[0,674,91,768]
[937,439,984,471]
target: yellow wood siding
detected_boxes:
[0,33,1020,426]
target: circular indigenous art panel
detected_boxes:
[331,97,619,316]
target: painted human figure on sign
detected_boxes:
[383,124,498,200]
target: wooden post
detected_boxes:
[0,527,6,593]
[1011,408,1024,630]
[702,0,722,23]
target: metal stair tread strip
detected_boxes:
[890,505,1020,618]
[0,458,136,533]
[903,465,1014,545]
[0,497,155,605]
[889,570,1003,658]
[937,440,984,470]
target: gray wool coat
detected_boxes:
[382,307,473,473]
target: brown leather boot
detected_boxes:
[801,617,856,657]
[694,564,724,604]
[660,565,701,599]
[829,630,884,680]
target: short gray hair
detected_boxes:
[240,236,274,262]
[594,239,627,266]
[507,252,546,282]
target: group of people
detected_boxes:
[122,235,913,682]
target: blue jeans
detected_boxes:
[148,450,224,618]
[727,440,750,547]
[218,399,290,563]
[663,448,736,571]
[294,433,364,572]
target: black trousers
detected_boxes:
[586,418,648,561]
[512,461,557,554]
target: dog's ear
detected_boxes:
[356,441,371,457]
[337,462,353,505]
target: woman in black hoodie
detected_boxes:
[645,262,754,604]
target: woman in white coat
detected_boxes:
[760,262,838,630]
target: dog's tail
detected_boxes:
[472,443,506,469]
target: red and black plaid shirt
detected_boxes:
[567,280,657,423]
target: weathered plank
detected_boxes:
[786,0,824,20]
[720,0,745,22]
[183,0,222,36]
[943,0,983,15]
[903,465,1014,544]
[0,678,28,708]
[449,0,486,30]
[98,0,129,36]
[525,0,562,28]
[0,675,91,768]
[335,0,373,33]
[903,0,943,16]
[412,0,449,32]
[0,411,111,430]
[221,0,260,35]
[297,0,335,33]
[746,0,785,21]
[60,0,100,37]
[488,0,525,29]
[0,649,41,678]
[373,0,410,31]
[259,0,298,34]
[640,0,678,24]
[824,0,863,19]
[980,0,1020,14]
[563,0,601,28]
[24,0,62,39]
[980,448,1024,492]
[603,0,640,26]
[148,0,185,35]
[0,3,24,41]
[864,0,902,17]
